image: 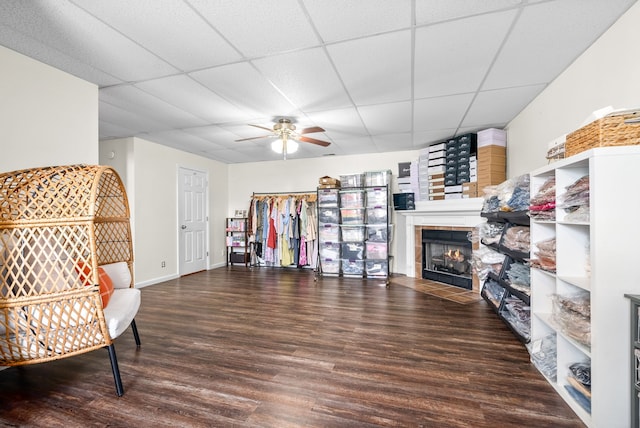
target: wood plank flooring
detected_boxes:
[0,267,584,427]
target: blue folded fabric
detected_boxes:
[564,385,591,414]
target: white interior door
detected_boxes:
[178,167,208,275]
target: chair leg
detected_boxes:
[130,319,141,347]
[107,344,124,397]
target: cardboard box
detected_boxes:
[319,176,340,186]
[429,194,445,201]
[428,173,445,180]
[478,145,507,160]
[478,163,506,174]
[462,181,477,192]
[462,182,478,197]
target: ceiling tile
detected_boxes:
[144,129,226,153]
[100,85,208,128]
[190,62,298,118]
[188,0,320,58]
[412,129,458,147]
[0,1,178,82]
[415,0,524,25]
[72,0,241,71]
[414,10,517,98]
[484,0,636,89]
[135,75,251,124]
[182,124,253,148]
[327,30,411,105]
[99,101,172,133]
[462,84,546,128]
[0,25,123,86]
[303,0,411,42]
[413,93,475,131]
[203,149,264,164]
[99,120,139,139]
[305,108,368,136]
[372,133,414,152]
[253,47,353,112]
[327,136,376,155]
[358,101,412,134]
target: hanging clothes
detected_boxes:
[247,192,317,269]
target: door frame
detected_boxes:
[177,165,210,276]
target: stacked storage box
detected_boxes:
[317,188,341,274]
[340,188,366,275]
[444,133,477,199]
[477,128,507,192]
[397,161,420,200]
[339,173,365,188]
[415,148,430,201]
[426,142,446,200]
[365,169,391,187]
[364,186,389,277]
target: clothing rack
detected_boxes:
[251,191,317,202]
[248,190,318,269]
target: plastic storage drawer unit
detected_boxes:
[366,242,387,259]
[321,259,340,274]
[341,259,364,275]
[340,208,365,224]
[340,225,365,242]
[339,190,365,208]
[318,207,339,224]
[318,223,340,242]
[341,242,364,260]
[365,260,388,276]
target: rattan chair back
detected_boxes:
[0,164,133,366]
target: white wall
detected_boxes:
[228,150,419,272]
[0,45,97,171]
[506,1,640,176]
[228,151,418,214]
[100,137,228,286]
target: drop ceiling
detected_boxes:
[0,0,636,163]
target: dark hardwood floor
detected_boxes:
[0,267,584,427]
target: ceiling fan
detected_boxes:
[235,118,330,159]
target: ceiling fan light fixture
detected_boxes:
[270,138,299,154]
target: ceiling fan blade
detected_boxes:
[235,135,272,142]
[298,135,331,147]
[299,126,325,135]
[249,124,275,132]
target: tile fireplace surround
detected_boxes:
[397,198,485,292]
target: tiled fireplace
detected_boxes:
[422,228,473,289]
[398,198,485,293]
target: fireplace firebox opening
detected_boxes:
[422,229,473,290]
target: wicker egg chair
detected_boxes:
[0,164,141,396]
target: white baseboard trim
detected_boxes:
[135,273,179,288]
[135,264,229,288]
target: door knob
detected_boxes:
[181,225,187,229]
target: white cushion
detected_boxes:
[102,288,140,339]
[99,262,132,289]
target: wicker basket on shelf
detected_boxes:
[565,109,640,157]
[0,164,133,365]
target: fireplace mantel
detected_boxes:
[397,198,485,280]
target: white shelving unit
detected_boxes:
[529,146,640,427]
